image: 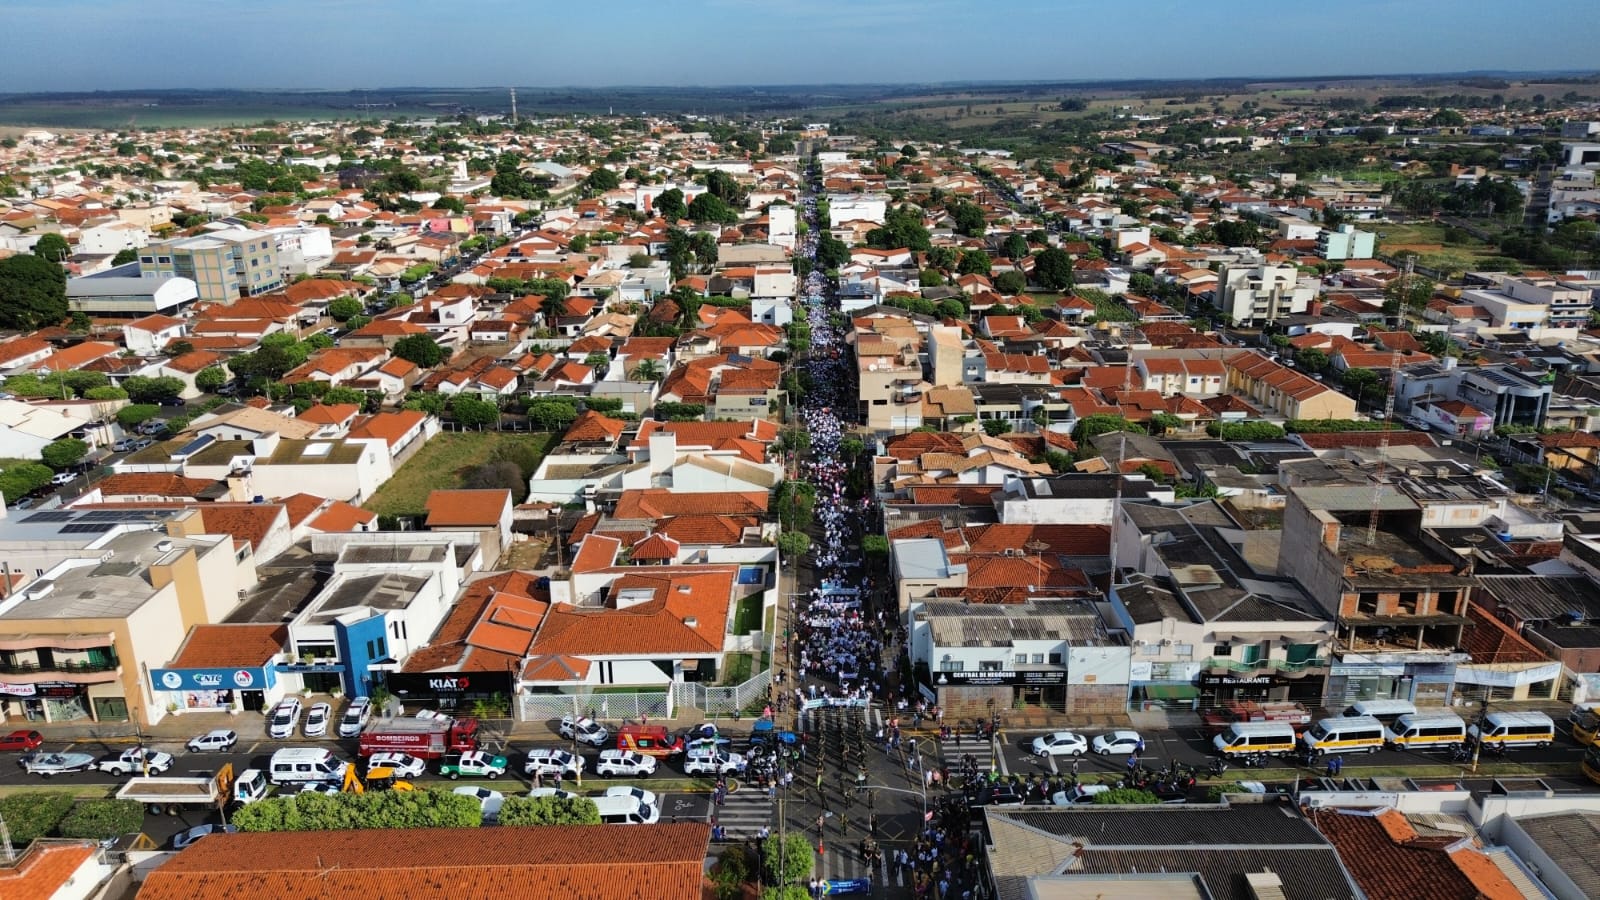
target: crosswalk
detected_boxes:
[813,841,900,886]
[939,732,1000,776]
[714,785,774,838]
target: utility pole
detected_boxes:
[509,88,517,127]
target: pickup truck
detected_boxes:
[96,748,174,776]
[438,750,508,780]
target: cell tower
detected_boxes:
[509,87,517,126]
[1366,347,1404,546]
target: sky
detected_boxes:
[4,0,1599,93]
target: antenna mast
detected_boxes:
[509,88,518,127]
[1366,344,1403,546]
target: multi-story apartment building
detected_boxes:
[1317,224,1376,261]
[140,228,282,304]
[1395,358,1553,430]
[854,313,930,432]
[1459,274,1591,335]
[1214,264,1316,326]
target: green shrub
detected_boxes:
[496,795,600,826]
[0,792,74,843]
[57,799,145,840]
[231,788,482,832]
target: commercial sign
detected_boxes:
[0,682,38,697]
[934,670,1068,687]
[151,666,274,693]
[1199,672,1276,686]
[384,671,511,697]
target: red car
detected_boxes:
[1,730,44,752]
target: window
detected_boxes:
[979,661,1003,672]
[1172,643,1194,658]
[1047,653,1062,665]
[939,660,964,672]
[1143,644,1160,656]
[1357,592,1380,615]
[1214,643,1233,657]
[1031,654,1045,665]
[1014,654,1027,666]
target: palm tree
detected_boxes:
[540,293,568,322]
[632,359,664,382]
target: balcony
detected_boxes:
[1201,656,1328,674]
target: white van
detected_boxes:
[1469,711,1556,750]
[592,793,660,825]
[268,748,344,785]
[1211,722,1297,758]
[1302,716,1386,755]
[1384,712,1468,751]
[1342,699,1417,726]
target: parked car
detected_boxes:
[1031,731,1088,758]
[0,730,43,753]
[681,723,730,746]
[439,751,508,780]
[185,729,238,753]
[112,438,139,452]
[604,785,659,808]
[171,823,238,850]
[523,748,584,778]
[266,699,302,739]
[526,787,578,800]
[595,750,657,778]
[559,715,609,747]
[23,752,96,777]
[366,752,427,779]
[138,420,169,436]
[1050,785,1110,806]
[297,782,342,797]
[453,786,505,823]
[338,697,372,738]
[14,497,34,510]
[683,748,746,776]
[96,747,174,775]
[303,703,331,738]
[1091,731,1145,756]
[49,472,76,486]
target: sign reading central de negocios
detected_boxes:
[151,665,277,692]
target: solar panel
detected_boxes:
[82,511,132,522]
[24,512,74,523]
[59,523,113,534]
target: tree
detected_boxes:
[0,462,54,505]
[122,375,185,404]
[865,206,931,252]
[0,792,74,844]
[841,437,865,459]
[774,481,817,532]
[451,394,501,429]
[982,419,1013,436]
[1148,412,1183,436]
[41,438,88,470]
[711,846,753,900]
[815,232,851,269]
[111,248,139,266]
[1295,348,1329,373]
[862,534,890,556]
[1093,788,1162,805]
[195,366,229,393]
[777,531,811,557]
[464,459,524,496]
[322,386,365,406]
[687,193,738,225]
[1032,248,1075,291]
[431,195,466,214]
[497,795,601,826]
[992,267,1030,293]
[632,359,664,382]
[526,397,580,431]
[654,188,687,222]
[57,799,144,840]
[166,339,195,357]
[393,334,446,368]
[584,167,620,193]
[84,385,128,401]
[115,404,161,428]
[0,253,68,329]
[1003,233,1030,260]
[32,232,70,262]
[1072,414,1142,444]
[231,788,483,832]
[957,249,992,276]
[327,296,363,322]
[1340,367,1382,404]
[583,351,611,372]
[946,200,987,237]
[762,832,815,887]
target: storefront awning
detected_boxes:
[1142,685,1200,700]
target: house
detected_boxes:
[123,314,188,356]
[425,489,514,560]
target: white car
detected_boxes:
[1091,731,1145,756]
[526,787,579,800]
[186,729,238,753]
[338,698,372,738]
[366,752,427,779]
[297,782,342,797]
[524,748,584,778]
[267,699,302,739]
[1031,731,1088,758]
[453,786,505,823]
[50,472,75,486]
[303,703,331,737]
[96,747,175,775]
[1050,784,1109,805]
[559,716,608,747]
[683,748,746,776]
[595,750,657,777]
[605,785,659,809]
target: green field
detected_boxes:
[362,430,556,518]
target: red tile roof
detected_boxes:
[424,489,510,528]
[169,624,287,668]
[136,824,711,900]
[1307,807,1522,900]
[0,841,100,900]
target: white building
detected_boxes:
[827,194,888,228]
[66,263,199,317]
[1317,224,1376,261]
[768,204,797,250]
[1214,263,1316,326]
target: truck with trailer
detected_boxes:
[357,711,479,759]
[117,763,265,815]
